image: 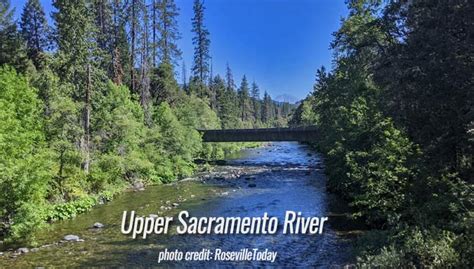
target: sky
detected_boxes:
[12,0,348,101]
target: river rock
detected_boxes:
[93,222,104,228]
[248,183,257,188]
[64,234,81,242]
[16,247,29,254]
[172,203,179,207]
[133,181,145,191]
[149,214,159,219]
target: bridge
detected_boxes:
[199,127,318,142]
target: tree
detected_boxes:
[53,0,107,173]
[111,0,130,85]
[138,0,151,124]
[153,0,181,66]
[20,0,51,67]
[181,60,187,92]
[251,81,261,123]
[191,0,210,84]
[261,90,273,124]
[225,62,235,91]
[237,75,251,122]
[93,0,114,74]
[0,0,29,71]
[151,61,182,105]
[0,66,52,242]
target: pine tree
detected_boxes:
[191,0,210,84]
[153,0,181,66]
[225,62,235,91]
[129,0,138,93]
[181,60,187,92]
[0,0,28,71]
[53,0,107,173]
[251,80,261,123]
[138,0,151,124]
[93,0,113,73]
[111,0,129,85]
[238,75,251,121]
[261,90,273,124]
[20,0,50,67]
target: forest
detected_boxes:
[290,0,473,267]
[0,0,294,245]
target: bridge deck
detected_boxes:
[199,127,318,142]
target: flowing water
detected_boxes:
[0,142,359,268]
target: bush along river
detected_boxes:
[0,142,363,268]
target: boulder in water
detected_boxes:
[93,222,104,228]
[63,234,82,242]
[16,247,29,254]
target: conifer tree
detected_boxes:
[0,0,28,71]
[20,0,50,67]
[261,90,273,124]
[110,0,130,85]
[251,80,261,123]
[225,62,235,91]
[181,60,187,92]
[153,0,181,66]
[238,75,251,121]
[191,0,210,84]
[93,0,113,73]
[53,0,106,173]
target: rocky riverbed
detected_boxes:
[0,142,361,268]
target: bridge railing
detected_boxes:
[198,126,318,142]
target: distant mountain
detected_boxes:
[275,94,299,104]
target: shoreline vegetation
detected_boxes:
[290,1,472,267]
[0,0,294,248]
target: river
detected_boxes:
[0,142,359,268]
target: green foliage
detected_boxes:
[153,102,201,179]
[20,0,51,67]
[289,0,473,267]
[0,66,52,242]
[93,82,153,186]
[46,196,96,222]
[358,228,459,268]
[0,0,30,72]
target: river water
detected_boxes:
[0,142,358,268]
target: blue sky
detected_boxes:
[12,0,348,101]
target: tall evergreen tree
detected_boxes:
[20,0,50,67]
[181,60,187,92]
[0,0,28,71]
[153,0,181,66]
[138,0,151,124]
[251,80,261,123]
[110,0,128,85]
[191,0,210,84]
[93,0,113,73]
[238,75,251,121]
[53,0,106,173]
[261,90,273,124]
[225,62,235,91]
[129,0,139,93]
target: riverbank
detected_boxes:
[0,142,361,268]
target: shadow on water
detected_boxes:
[0,142,362,268]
